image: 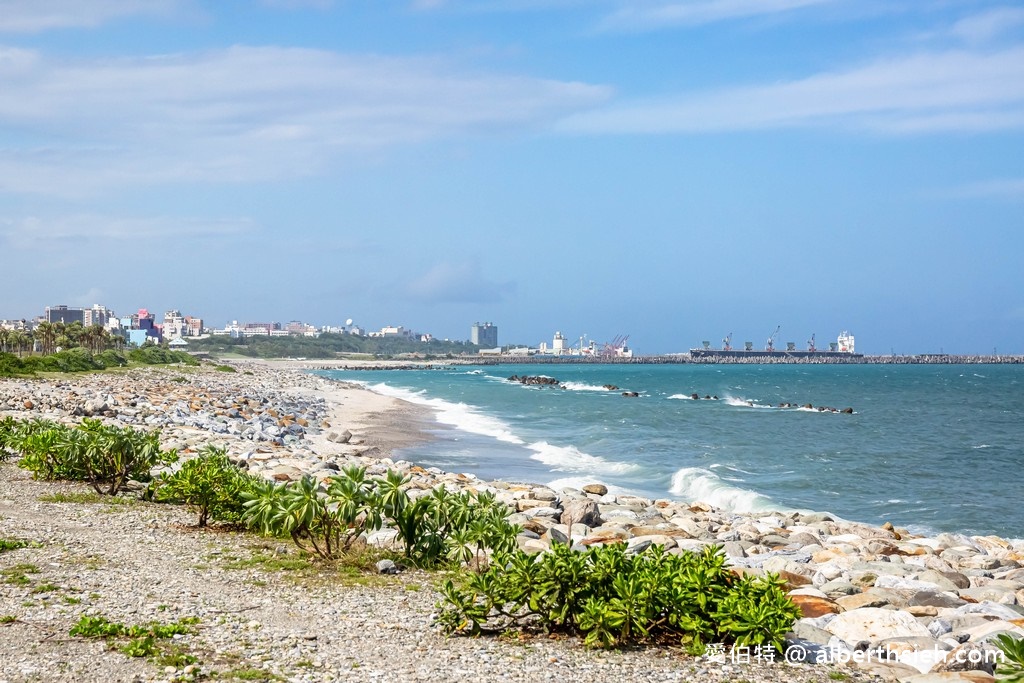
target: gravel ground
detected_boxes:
[0,463,872,683]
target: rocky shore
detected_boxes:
[2,362,1022,682]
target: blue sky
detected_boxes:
[1,0,1022,354]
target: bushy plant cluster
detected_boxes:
[4,417,174,494]
[148,445,256,527]
[437,542,800,652]
[242,467,520,566]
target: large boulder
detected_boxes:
[560,498,603,527]
[825,607,932,646]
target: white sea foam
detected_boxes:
[562,381,616,392]
[973,444,993,449]
[669,467,780,513]
[723,395,771,409]
[528,441,641,475]
[361,382,524,444]
[667,393,694,400]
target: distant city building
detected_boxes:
[370,325,412,339]
[45,305,85,325]
[471,322,498,348]
[83,304,115,328]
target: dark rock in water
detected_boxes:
[509,375,562,388]
[704,395,712,400]
[841,407,854,414]
[691,393,700,400]
[603,384,619,391]
[621,391,639,397]
[804,404,813,410]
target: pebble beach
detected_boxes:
[1,360,1022,683]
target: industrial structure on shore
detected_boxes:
[689,329,861,360]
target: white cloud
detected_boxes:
[950,6,1024,45]
[407,261,516,304]
[558,47,1024,134]
[598,0,836,31]
[0,45,611,196]
[0,0,184,33]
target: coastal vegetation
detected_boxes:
[185,333,484,359]
[0,346,197,377]
[2,418,173,495]
[437,542,799,652]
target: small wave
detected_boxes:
[668,393,694,400]
[723,395,771,409]
[362,382,524,445]
[528,441,642,476]
[562,382,617,392]
[973,444,993,449]
[669,467,780,513]
[465,370,484,375]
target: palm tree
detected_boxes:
[0,328,9,354]
[34,322,56,355]
[10,330,30,357]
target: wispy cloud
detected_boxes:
[949,177,1024,200]
[558,47,1024,134]
[406,261,516,304]
[950,6,1024,45]
[0,214,255,249]
[0,0,185,33]
[598,0,837,31]
[0,45,610,196]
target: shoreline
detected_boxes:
[2,361,1023,682]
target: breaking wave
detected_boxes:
[669,467,780,513]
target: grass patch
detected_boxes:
[2,563,40,586]
[828,673,849,681]
[0,615,16,624]
[0,538,30,553]
[214,667,283,681]
[37,491,138,505]
[30,582,59,593]
[213,365,237,373]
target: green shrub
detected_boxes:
[128,346,198,366]
[9,417,176,494]
[213,364,236,373]
[241,466,519,566]
[150,445,257,526]
[437,543,800,652]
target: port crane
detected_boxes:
[807,333,816,352]
[766,325,781,352]
[722,332,733,352]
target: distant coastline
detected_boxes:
[287,353,1024,371]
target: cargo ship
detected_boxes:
[689,330,863,360]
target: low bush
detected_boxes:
[437,542,800,652]
[7,417,176,494]
[149,445,257,526]
[241,466,520,566]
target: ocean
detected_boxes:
[317,363,1024,539]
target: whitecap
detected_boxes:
[669,467,781,513]
[528,441,641,476]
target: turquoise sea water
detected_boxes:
[318,364,1024,539]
